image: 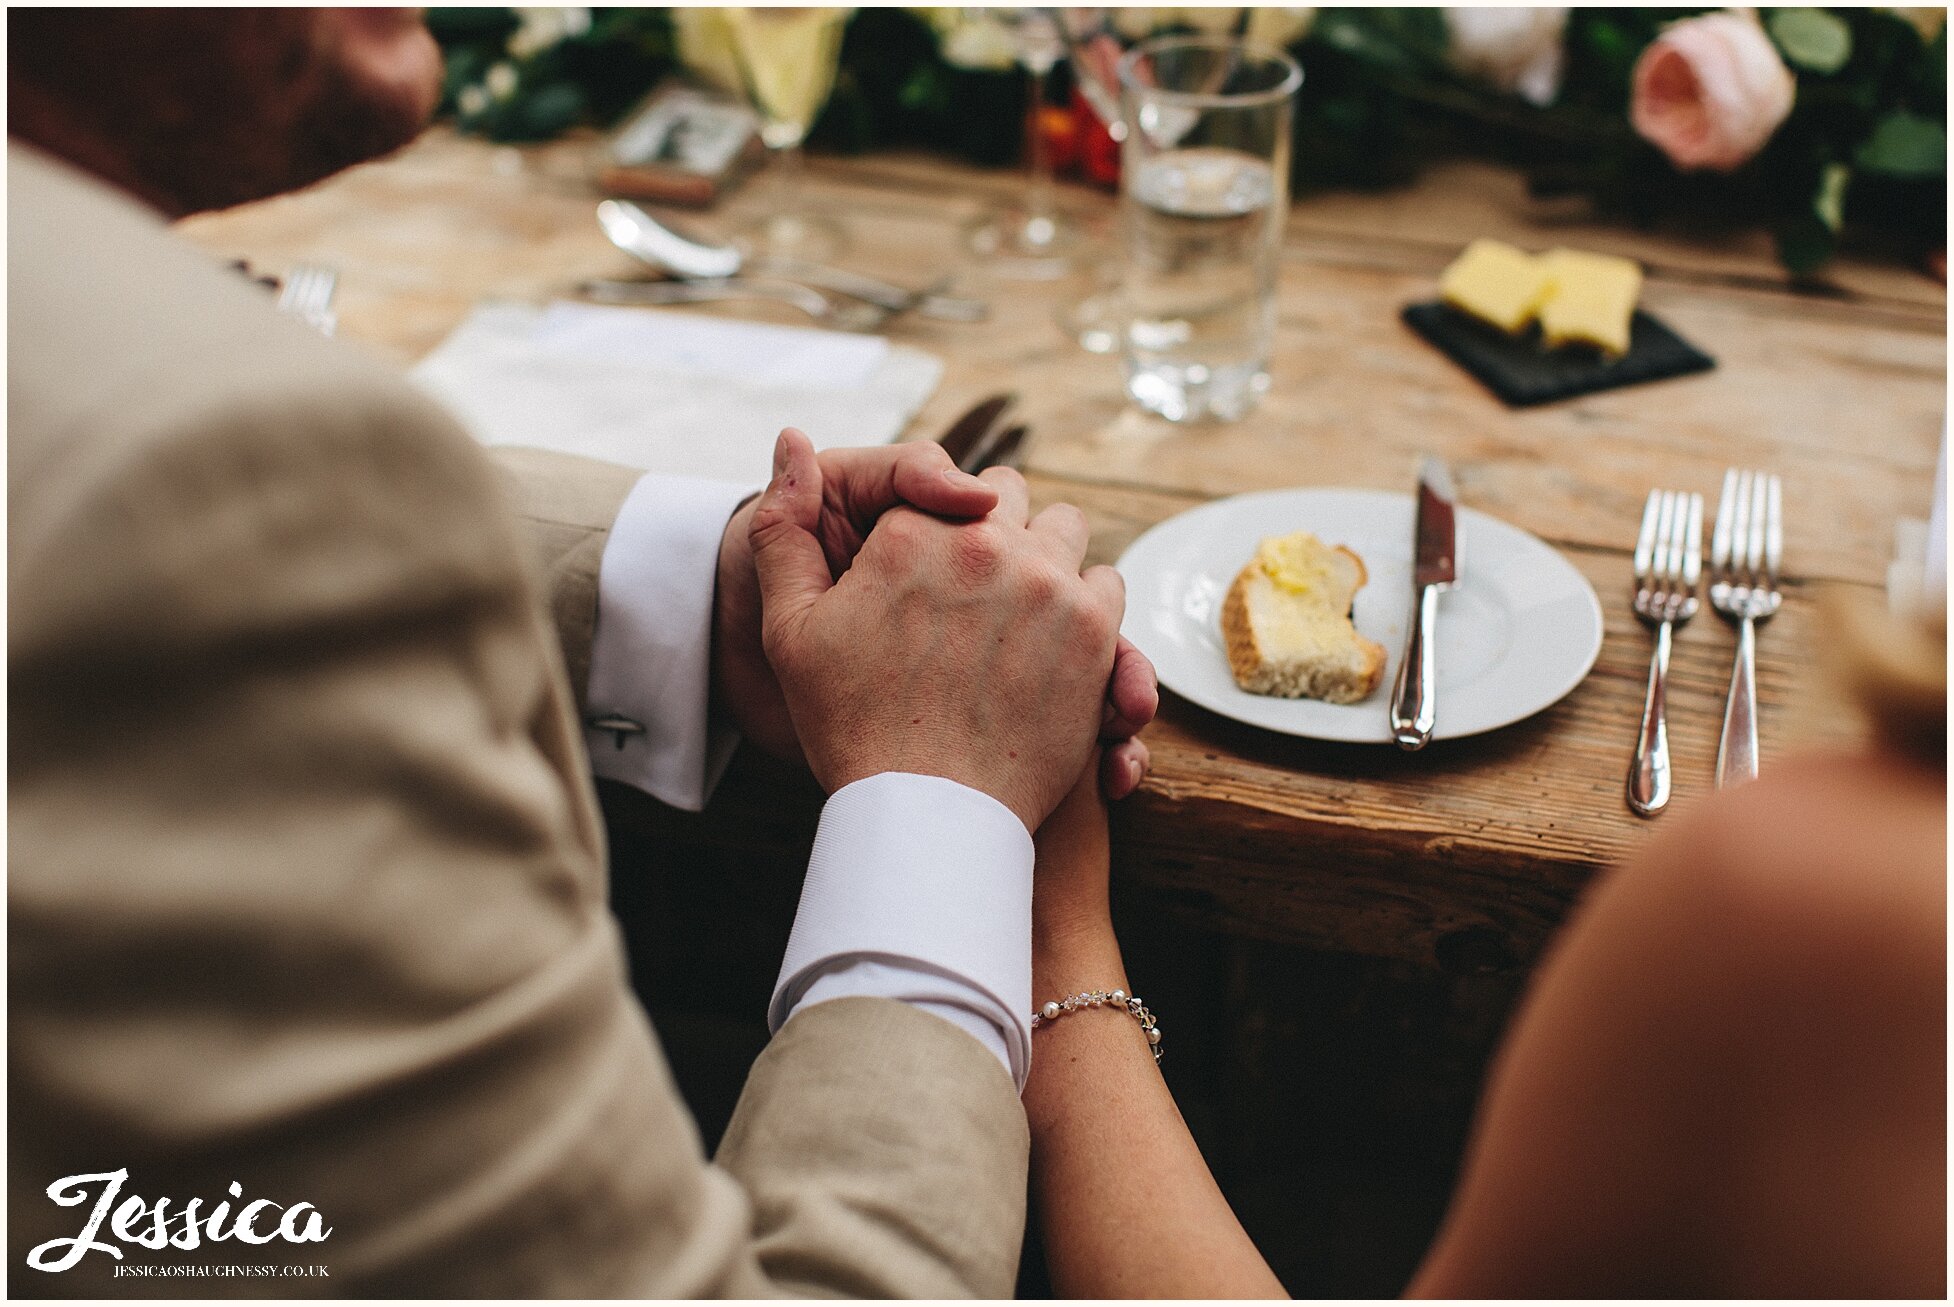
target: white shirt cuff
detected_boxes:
[769,773,1034,1090]
[584,473,756,812]
[795,960,1015,1071]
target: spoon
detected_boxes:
[596,200,988,323]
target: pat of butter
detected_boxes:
[1258,532,1335,596]
[1538,248,1642,356]
[1438,239,1553,334]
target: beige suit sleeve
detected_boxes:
[7,372,1025,1298]
[486,445,645,704]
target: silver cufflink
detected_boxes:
[586,715,645,750]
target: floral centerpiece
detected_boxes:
[431,7,1946,274]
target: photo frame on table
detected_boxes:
[598,85,764,208]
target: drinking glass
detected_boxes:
[963,7,1080,276]
[1051,8,1248,352]
[723,7,852,261]
[1117,34,1300,422]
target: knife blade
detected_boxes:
[969,422,1028,473]
[1411,458,1458,587]
[1389,456,1460,750]
[935,393,1017,473]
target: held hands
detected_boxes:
[745,428,1140,831]
[712,435,997,761]
[715,429,1157,800]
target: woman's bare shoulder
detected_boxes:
[1415,750,1946,1297]
[1616,751,1944,981]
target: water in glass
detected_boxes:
[1122,146,1280,422]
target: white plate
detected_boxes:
[1115,487,1604,744]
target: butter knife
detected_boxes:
[935,393,1018,473]
[1389,457,1460,751]
[970,422,1028,473]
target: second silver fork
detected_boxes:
[1708,469,1783,787]
[1628,488,1703,817]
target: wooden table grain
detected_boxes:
[181,127,1946,971]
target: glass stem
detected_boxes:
[776,139,808,230]
[1024,64,1054,228]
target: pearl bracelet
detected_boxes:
[1031,988,1163,1064]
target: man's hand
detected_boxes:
[713,429,1158,797]
[712,433,995,760]
[746,429,1127,831]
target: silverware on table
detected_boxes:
[596,199,988,324]
[276,263,338,336]
[575,276,890,332]
[928,395,1028,474]
[1389,456,1460,751]
[980,422,1028,472]
[959,414,1027,475]
[1627,488,1703,817]
[1708,468,1783,788]
[935,393,1018,469]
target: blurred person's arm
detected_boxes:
[1409,751,1944,1298]
[1023,767,1288,1299]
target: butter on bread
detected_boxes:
[1221,532,1387,704]
[1537,247,1642,356]
[1439,239,1551,334]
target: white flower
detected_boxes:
[509,7,590,60]
[458,84,490,117]
[931,10,1018,70]
[1445,7,1570,107]
[485,61,519,102]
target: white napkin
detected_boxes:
[410,301,942,480]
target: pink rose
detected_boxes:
[1630,10,1796,172]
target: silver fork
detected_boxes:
[1708,469,1783,787]
[276,263,338,336]
[1627,488,1703,817]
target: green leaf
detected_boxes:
[1855,109,1948,177]
[1774,210,1836,275]
[426,8,518,44]
[1768,8,1853,74]
[1814,161,1850,231]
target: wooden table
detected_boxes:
[182,127,1945,973]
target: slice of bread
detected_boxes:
[1221,532,1387,704]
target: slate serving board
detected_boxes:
[1402,300,1716,408]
